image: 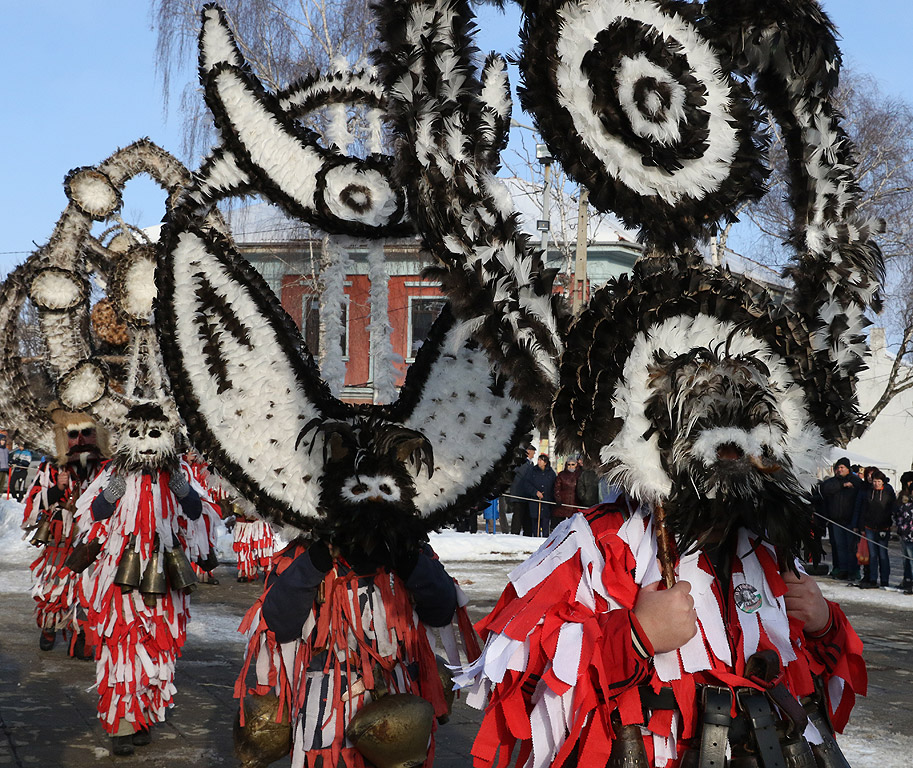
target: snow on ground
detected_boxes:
[0,498,32,566]
[429,530,544,561]
[842,725,913,768]
[187,604,249,647]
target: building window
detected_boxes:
[408,297,446,359]
[302,296,348,359]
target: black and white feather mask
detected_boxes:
[373,0,885,560]
[148,8,532,540]
[113,403,181,473]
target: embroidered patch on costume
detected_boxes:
[733,583,762,614]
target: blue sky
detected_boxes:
[0,0,910,276]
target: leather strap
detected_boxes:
[744,650,808,735]
[801,695,852,768]
[738,691,786,768]
[697,687,732,768]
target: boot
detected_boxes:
[72,632,94,661]
[39,631,55,651]
[111,735,135,756]
[132,726,151,747]
[905,580,913,595]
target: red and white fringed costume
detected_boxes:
[235,541,309,725]
[75,461,220,735]
[22,462,102,640]
[233,515,276,581]
[456,502,867,768]
[238,547,481,768]
[182,456,223,581]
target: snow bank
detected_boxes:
[429,530,544,562]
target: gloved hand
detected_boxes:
[169,470,190,499]
[307,539,335,573]
[102,473,127,504]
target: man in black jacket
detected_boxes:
[819,457,864,580]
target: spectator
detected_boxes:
[853,470,896,588]
[552,458,580,522]
[0,435,8,494]
[508,447,536,535]
[482,497,499,534]
[522,454,556,537]
[894,472,913,594]
[575,457,600,509]
[10,442,32,501]
[819,457,863,580]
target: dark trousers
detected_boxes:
[831,525,859,579]
[498,496,511,534]
[867,529,891,586]
[529,504,550,537]
[901,540,913,583]
[10,468,27,500]
[828,522,842,573]
[510,501,531,535]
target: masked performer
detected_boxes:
[227,497,275,583]
[75,402,220,756]
[146,8,533,767]
[22,408,108,654]
[368,0,883,763]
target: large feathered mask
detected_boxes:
[374,0,885,557]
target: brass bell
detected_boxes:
[31,515,52,546]
[435,655,455,724]
[114,536,142,592]
[140,547,168,604]
[782,736,817,768]
[165,544,198,593]
[196,549,220,572]
[233,691,292,768]
[65,538,102,573]
[345,693,434,768]
[607,711,649,768]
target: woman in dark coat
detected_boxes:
[853,471,896,588]
[522,454,557,536]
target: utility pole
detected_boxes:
[572,188,589,314]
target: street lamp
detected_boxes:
[535,143,553,254]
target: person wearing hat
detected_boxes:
[820,457,864,580]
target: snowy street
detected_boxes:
[1,501,912,766]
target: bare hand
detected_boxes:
[536,491,543,499]
[633,580,698,654]
[783,571,830,634]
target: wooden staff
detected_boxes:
[654,504,677,589]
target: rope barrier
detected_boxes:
[494,492,913,567]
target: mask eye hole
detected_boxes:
[351,482,368,495]
[81,427,95,437]
[129,428,140,438]
[67,430,79,439]
[149,429,161,439]
[379,483,393,495]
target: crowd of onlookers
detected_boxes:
[816,457,913,593]
[457,446,619,537]
[461,450,913,596]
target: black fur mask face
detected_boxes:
[300,418,434,567]
[646,346,812,560]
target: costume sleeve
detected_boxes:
[91,492,116,521]
[261,549,331,643]
[178,485,203,520]
[404,545,457,627]
[803,600,867,732]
